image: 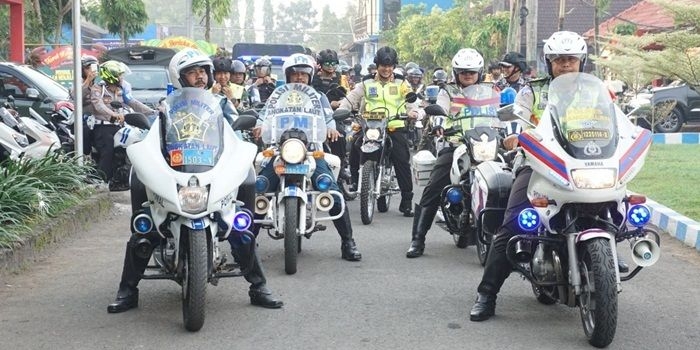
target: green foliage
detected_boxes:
[243,0,255,42]
[262,0,274,43]
[593,0,700,90]
[0,154,97,249]
[387,3,508,71]
[308,5,353,52]
[628,144,700,221]
[613,23,636,36]
[100,0,149,45]
[267,0,317,45]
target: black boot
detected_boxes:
[108,242,148,313]
[234,240,283,309]
[469,293,497,321]
[406,204,438,258]
[249,284,284,309]
[399,191,414,217]
[334,210,362,261]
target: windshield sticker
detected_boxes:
[172,112,211,142]
[277,114,312,129]
[266,83,322,115]
[563,108,609,122]
[170,149,184,166]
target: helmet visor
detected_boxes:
[288,66,313,75]
[546,54,585,62]
[453,68,480,75]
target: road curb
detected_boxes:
[0,187,113,281]
[647,132,700,251]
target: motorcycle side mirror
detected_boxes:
[110,101,124,109]
[496,104,516,121]
[424,104,447,117]
[231,114,257,131]
[333,108,351,121]
[124,113,151,130]
[239,109,259,120]
[7,95,15,103]
[405,92,418,103]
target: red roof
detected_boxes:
[583,0,678,38]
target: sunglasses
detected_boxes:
[322,62,339,67]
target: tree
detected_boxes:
[592,0,700,90]
[310,5,352,51]
[192,0,232,42]
[100,0,150,45]
[243,0,255,42]
[262,0,274,43]
[269,0,317,45]
[229,0,240,43]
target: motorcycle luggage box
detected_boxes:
[474,161,512,208]
[412,150,435,186]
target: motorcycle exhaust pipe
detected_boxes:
[631,238,660,267]
[315,192,335,212]
[134,238,153,260]
[514,239,532,263]
[254,195,270,215]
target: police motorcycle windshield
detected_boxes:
[449,83,502,131]
[545,72,618,160]
[260,83,327,145]
[161,88,225,173]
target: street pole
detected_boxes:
[526,0,538,76]
[507,0,522,52]
[558,0,566,31]
[72,0,83,161]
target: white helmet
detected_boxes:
[543,31,587,75]
[451,48,484,84]
[168,48,214,89]
[283,53,315,83]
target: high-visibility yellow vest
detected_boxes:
[363,79,410,130]
[529,79,549,125]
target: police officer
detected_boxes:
[406,48,488,258]
[107,49,282,314]
[469,31,625,321]
[89,60,156,188]
[338,46,419,217]
[495,51,528,92]
[252,57,276,103]
[254,53,362,261]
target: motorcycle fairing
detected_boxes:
[618,129,652,182]
[519,131,570,187]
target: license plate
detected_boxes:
[283,163,308,174]
[363,111,386,120]
[183,149,215,166]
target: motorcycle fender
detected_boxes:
[450,144,467,184]
[575,229,613,243]
[278,185,307,203]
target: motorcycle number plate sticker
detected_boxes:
[182,149,215,166]
[284,163,309,174]
[363,111,385,120]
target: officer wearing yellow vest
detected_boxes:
[406,48,492,258]
[469,31,628,322]
[338,46,420,217]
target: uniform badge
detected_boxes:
[389,86,398,95]
[368,86,378,98]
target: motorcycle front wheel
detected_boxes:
[579,238,618,348]
[360,161,376,225]
[182,228,208,332]
[283,197,301,275]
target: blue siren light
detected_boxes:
[628,204,651,227]
[315,173,333,191]
[517,208,540,232]
[133,214,153,234]
[255,175,269,193]
[232,211,252,231]
[446,187,463,204]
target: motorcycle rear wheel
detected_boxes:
[579,238,617,348]
[284,197,300,275]
[182,229,208,332]
[360,162,376,225]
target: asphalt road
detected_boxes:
[1,190,699,350]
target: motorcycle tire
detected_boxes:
[476,236,489,265]
[579,238,618,348]
[360,162,376,225]
[182,228,208,332]
[283,197,300,275]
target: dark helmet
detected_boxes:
[254,56,272,76]
[432,69,447,84]
[317,49,339,64]
[81,55,98,68]
[367,63,377,71]
[374,46,398,66]
[231,60,247,76]
[499,51,527,73]
[405,62,420,72]
[212,56,233,73]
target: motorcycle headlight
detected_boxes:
[366,128,381,141]
[571,168,616,189]
[13,133,29,147]
[470,138,498,162]
[178,176,209,213]
[280,138,307,164]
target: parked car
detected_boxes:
[104,46,176,108]
[0,62,73,116]
[636,82,700,133]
